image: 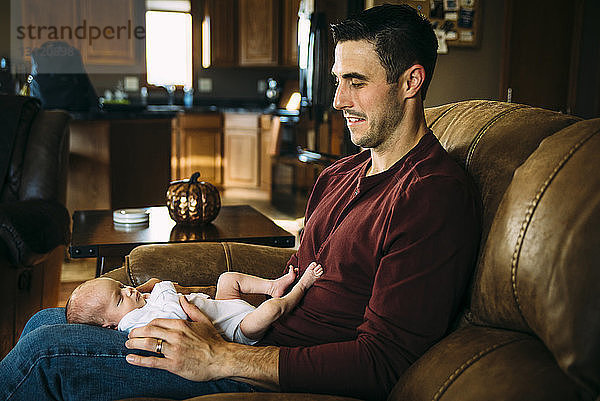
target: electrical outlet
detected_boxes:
[198,78,213,93]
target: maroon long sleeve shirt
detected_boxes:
[260,131,481,400]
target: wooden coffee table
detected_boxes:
[69,205,295,276]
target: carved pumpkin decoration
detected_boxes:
[166,172,221,224]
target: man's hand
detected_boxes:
[124,295,280,389]
[125,296,230,381]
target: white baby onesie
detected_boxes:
[117,281,258,345]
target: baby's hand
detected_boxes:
[136,278,161,293]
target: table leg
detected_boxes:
[96,256,126,277]
[96,257,106,277]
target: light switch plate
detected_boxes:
[198,78,213,93]
[124,76,139,91]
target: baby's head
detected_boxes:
[66,277,146,329]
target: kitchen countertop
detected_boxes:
[69,102,299,121]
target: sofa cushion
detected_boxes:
[0,199,70,266]
[425,100,580,251]
[0,96,40,202]
[388,325,581,401]
[471,118,600,397]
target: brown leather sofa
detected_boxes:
[107,100,599,401]
[0,95,71,359]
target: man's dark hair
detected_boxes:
[331,4,438,100]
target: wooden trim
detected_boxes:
[191,0,204,82]
[566,0,584,115]
[498,0,513,102]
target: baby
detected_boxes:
[66,262,323,345]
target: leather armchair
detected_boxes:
[0,95,71,359]
[107,100,599,401]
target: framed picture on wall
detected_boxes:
[365,0,482,48]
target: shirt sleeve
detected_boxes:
[279,176,480,401]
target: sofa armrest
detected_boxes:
[105,242,296,288]
[0,199,70,266]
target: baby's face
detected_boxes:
[90,278,146,327]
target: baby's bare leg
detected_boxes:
[215,266,297,300]
[240,262,323,340]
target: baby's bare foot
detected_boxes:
[297,262,323,290]
[269,265,297,298]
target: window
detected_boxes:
[145,0,192,87]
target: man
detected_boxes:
[0,5,479,401]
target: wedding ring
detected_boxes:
[155,338,164,354]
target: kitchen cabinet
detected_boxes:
[67,117,172,214]
[223,112,260,187]
[259,115,274,193]
[68,120,111,213]
[239,0,279,66]
[281,0,301,67]
[13,0,79,73]
[79,0,145,69]
[202,0,298,68]
[171,113,223,186]
[203,0,237,67]
[14,0,144,72]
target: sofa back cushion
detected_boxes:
[425,100,579,248]
[470,119,600,395]
[20,110,70,204]
[0,96,39,202]
[426,100,600,395]
[0,95,70,204]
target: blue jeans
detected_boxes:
[0,308,262,400]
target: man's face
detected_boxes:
[331,40,404,149]
[88,278,146,328]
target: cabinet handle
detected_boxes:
[507,88,513,103]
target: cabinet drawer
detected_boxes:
[224,113,259,129]
[177,113,222,130]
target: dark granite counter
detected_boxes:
[68,99,298,120]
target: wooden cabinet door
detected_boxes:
[79,0,145,70]
[223,113,260,187]
[259,115,274,192]
[67,120,111,214]
[13,0,80,70]
[172,114,223,186]
[205,0,237,67]
[239,0,279,66]
[183,129,222,186]
[281,0,300,67]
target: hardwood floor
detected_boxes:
[58,188,302,307]
[58,258,96,307]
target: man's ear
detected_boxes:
[402,64,426,99]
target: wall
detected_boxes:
[425,0,504,108]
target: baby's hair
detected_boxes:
[65,281,106,326]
